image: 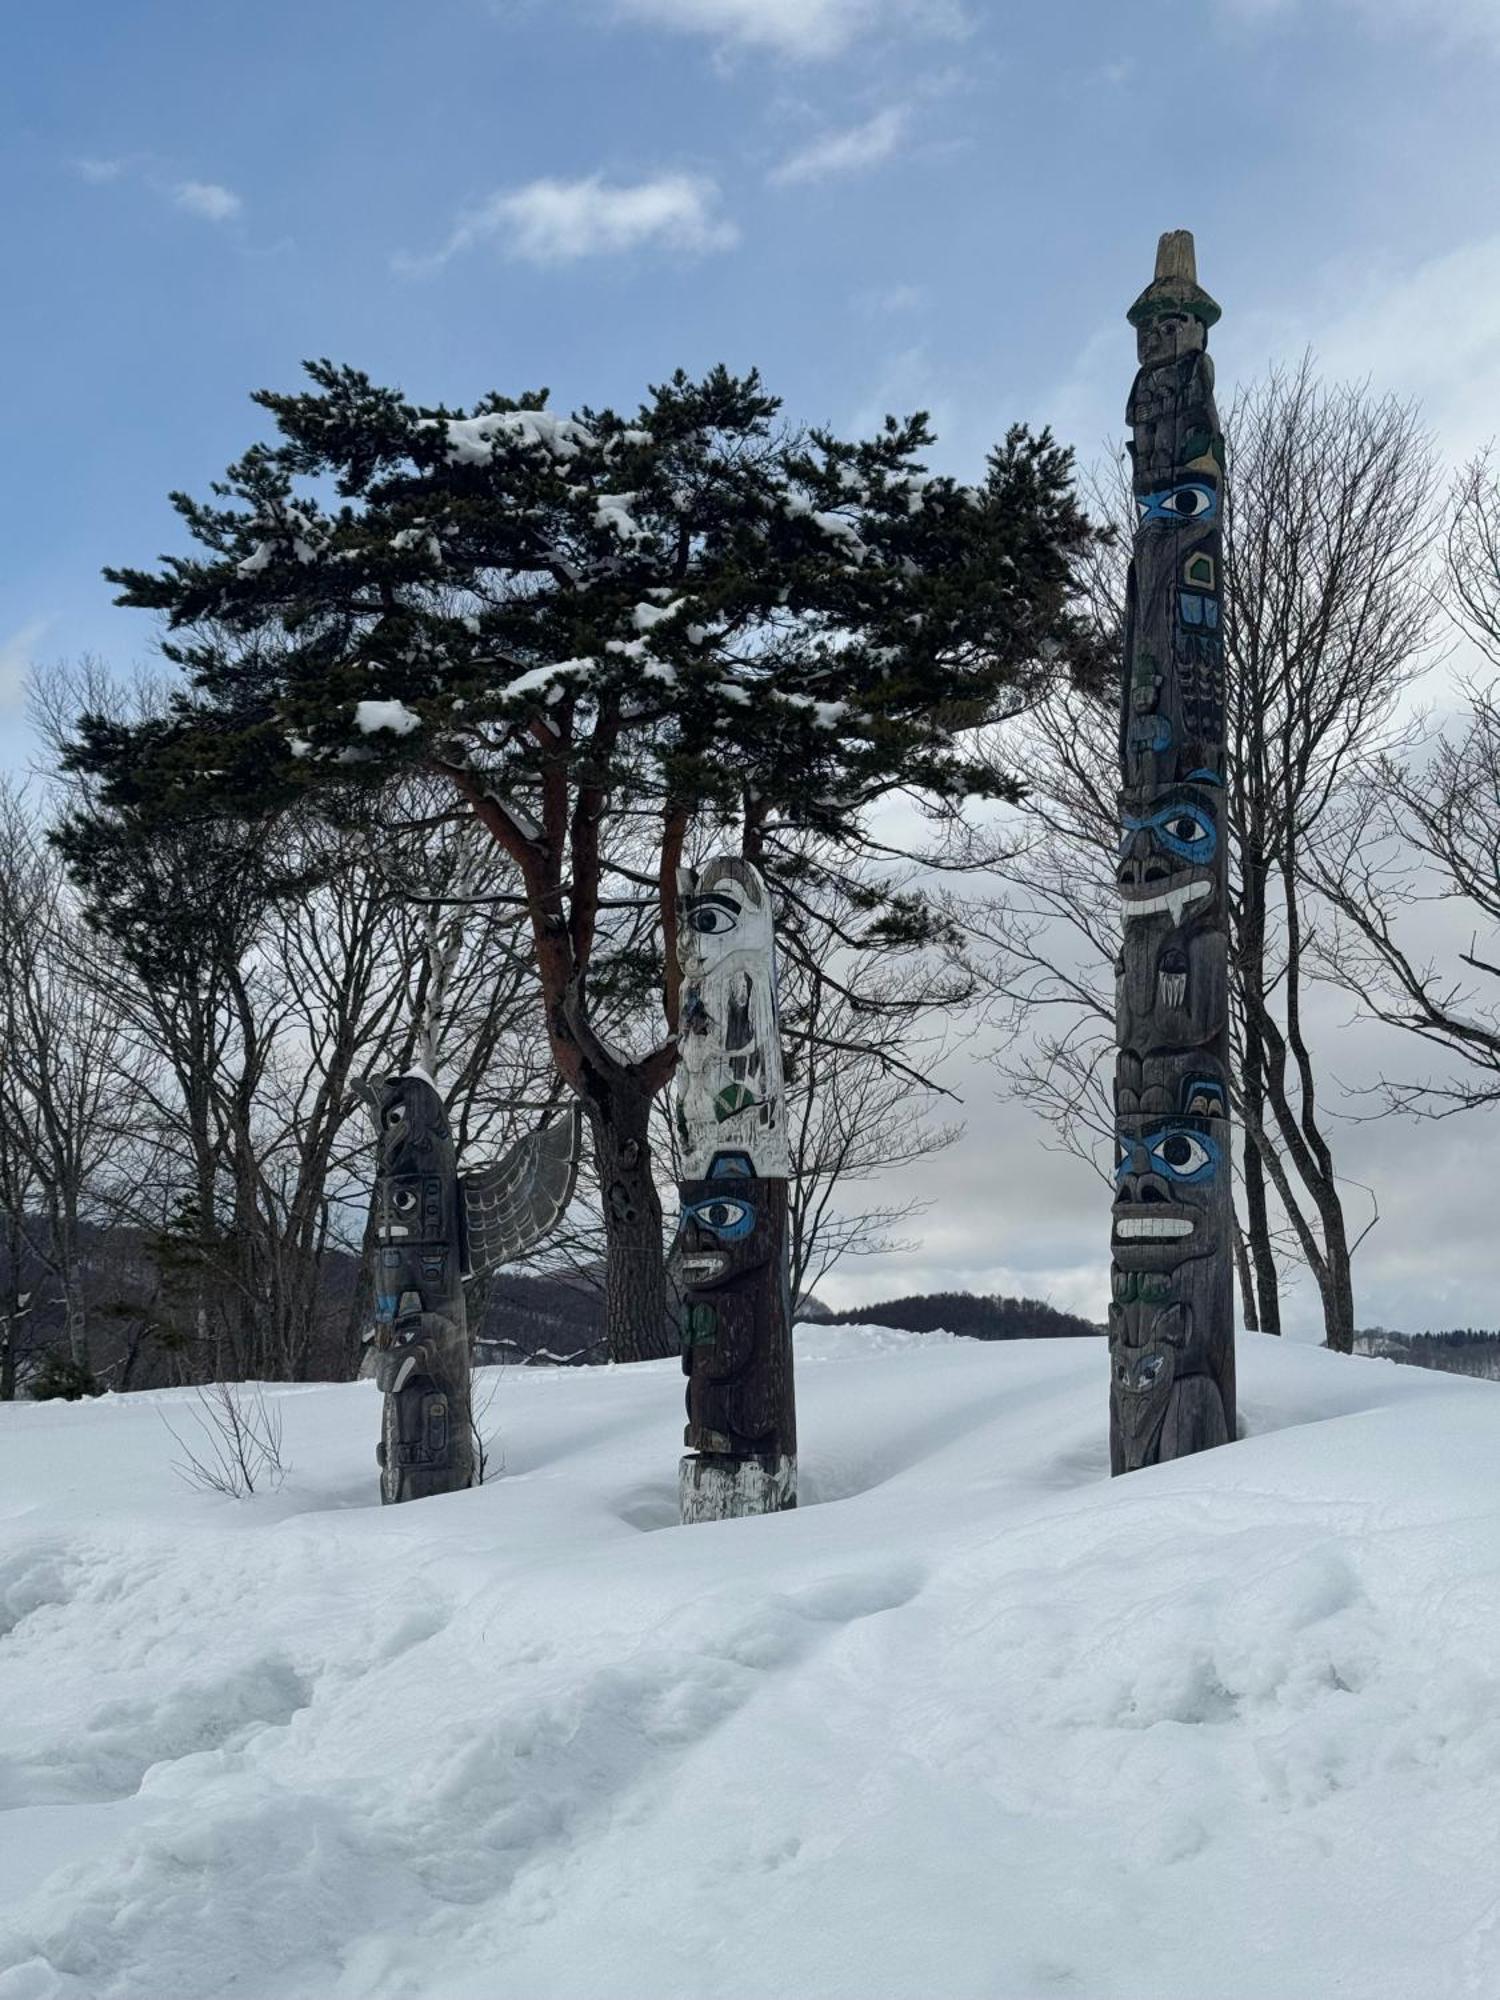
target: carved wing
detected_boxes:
[460,1105,581,1280]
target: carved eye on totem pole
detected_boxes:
[1135,480,1218,528]
[1115,1345,1169,1392]
[684,895,742,937]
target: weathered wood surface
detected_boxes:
[461,1105,580,1281]
[369,1073,474,1503]
[367,1084,583,1501]
[1110,231,1237,1472]
[674,858,797,1517]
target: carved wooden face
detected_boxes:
[676,1164,791,1457]
[1109,1294,1222,1470]
[675,856,789,1179]
[372,1074,459,1321]
[675,1172,774,1296]
[1117,783,1219,927]
[677,857,774,985]
[1112,1060,1227,1277]
[1136,309,1208,368]
[1112,1334,1178,1464]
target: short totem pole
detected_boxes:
[673,858,797,1522]
[368,1072,578,1503]
[1109,231,1236,1472]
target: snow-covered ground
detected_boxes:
[3,1328,1500,2000]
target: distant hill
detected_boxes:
[824,1290,1099,1342]
[472,1270,605,1367]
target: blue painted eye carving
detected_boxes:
[1116,1126,1221,1184]
[1120,802,1218,863]
[1156,806,1214,860]
[1150,1130,1215,1181]
[686,1196,755,1239]
[1137,482,1218,527]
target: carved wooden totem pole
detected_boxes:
[368,1073,578,1503]
[1110,231,1236,1472]
[674,858,797,1522]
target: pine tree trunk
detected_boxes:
[588,1087,674,1365]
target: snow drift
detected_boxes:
[3,1328,1499,1999]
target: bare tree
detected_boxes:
[777,896,963,1306]
[0,783,147,1381]
[39,666,569,1386]
[1309,452,1500,1115]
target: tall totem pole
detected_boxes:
[674,858,797,1523]
[1110,231,1236,1472]
[368,1073,579,1503]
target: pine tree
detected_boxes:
[60,362,1098,1363]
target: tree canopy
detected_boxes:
[69,362,1095,858]
[58,359,1099,1361]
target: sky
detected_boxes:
[3,0,1499,1336]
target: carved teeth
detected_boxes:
[680,1254,727,1280]
[1114,1216,1194,1239]
[1120,880,1211,922]
[1159,974,1187,1006]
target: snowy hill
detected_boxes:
[4,1328,1500,1999]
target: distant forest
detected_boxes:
[821,1291,1099,1342]
[6,1219,1098,1393]
[1354,1329,1500,1381]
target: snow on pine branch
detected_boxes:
[427,409,596,466]
[353,699,423,736]
[236,504,327,576]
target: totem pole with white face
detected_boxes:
[673,857,797,1522]
[1110,231,1237,1472]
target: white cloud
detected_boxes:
[769,106,909,186]
[1310,235,1500,462]
[76,158,246,223]
[0,620,48,712]
[1200,230,1500,467]
[173,180,243,223]
[401,173,737,271]
[614,0,966,61]
[858,281,925,314]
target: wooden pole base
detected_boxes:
[679,1451,797,1524]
